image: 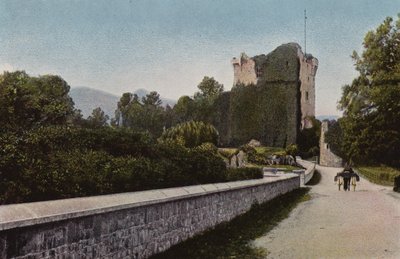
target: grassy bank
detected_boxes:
[150,188,311,259]
[356,166,400,186]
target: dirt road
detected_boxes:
[253,165,400,259]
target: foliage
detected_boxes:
[160,121,219,148]
[87,107,109,128]
[218,148,238,159]
[356,166,400,186]
[226,81,298,147]
[114,91,165,137]
[0,71,265,205]
[332,15,400,166]
[0,71,75,132]
[254,146,285,156]
[194,76,224,100]
[226,167,263,181]
[285,144,298,157]
[172,96,196,123]
[324,120,345,158]
[192,76,224,123]
[0,124,265,204]
[297,117,321,158]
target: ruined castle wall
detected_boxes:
[226,80,299,147]
[298,51,318,129]
[319,121,343,167]
[232,54,258,86]
[222,43,318,147]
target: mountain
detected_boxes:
[70,87,120,119]
[316,115,340,121]
[70,87,176,119]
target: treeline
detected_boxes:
[0,72,261,204]
[110,76,224,138]
[325,15,400,167]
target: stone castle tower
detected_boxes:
[319,121,343,167]
[232,43,318,130]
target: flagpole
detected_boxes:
[304,9,307,55]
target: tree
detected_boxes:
[87,107,109,128]
[193,76,224,123]
[194,76,224,100]
[324,120,345,158]
[0,71,75,132]
[114,91,166,137]
[333,15,400,166]
[160,121,219,148]
[173,95,195,123]
[297,117,321,158]
[140,91,165,137]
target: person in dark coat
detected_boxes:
[334,166,360,191]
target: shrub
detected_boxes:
[226,167,263,181]
[161,121,219,148]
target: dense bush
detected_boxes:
[0,126,261,204]
[0,71,264,205]
[226,167,263,181]
[160,121,219,148]
[297,117,321,158]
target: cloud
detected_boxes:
[0,63,15,73]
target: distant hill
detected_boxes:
[316,115,340,121]
[70,87,176,119]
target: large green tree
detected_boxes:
[333,15,400,166]
[114,91,165,137]
[87,107,109,128]
[0,71,75,132]
[193,76,224,123]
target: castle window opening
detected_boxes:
[305,91,309,101]
[256,66,263,78]
[286,61,289,67]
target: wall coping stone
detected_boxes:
[0,174,298,231]
[297,158,316,185]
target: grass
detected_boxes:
[150,188,311,259]
[254,146,285,156]
[356,166,400,186]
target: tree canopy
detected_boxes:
[0,71,76,131]
[330,15,400,166]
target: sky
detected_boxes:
[1,0,400,116]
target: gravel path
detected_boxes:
[253,165,400,259]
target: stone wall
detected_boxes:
[298,52,318,129]
[0,175,299,259]
[297,158,317,185]
[232,53,258,86]
[319,121,343,167]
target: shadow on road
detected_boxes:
[306,170,322,186]
[150,188,311,259]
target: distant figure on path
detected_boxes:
[334,165,360,191]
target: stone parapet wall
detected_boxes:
[0,175,299,259]
[297,158,317,185]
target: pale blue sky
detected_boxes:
[1,0,399,115]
